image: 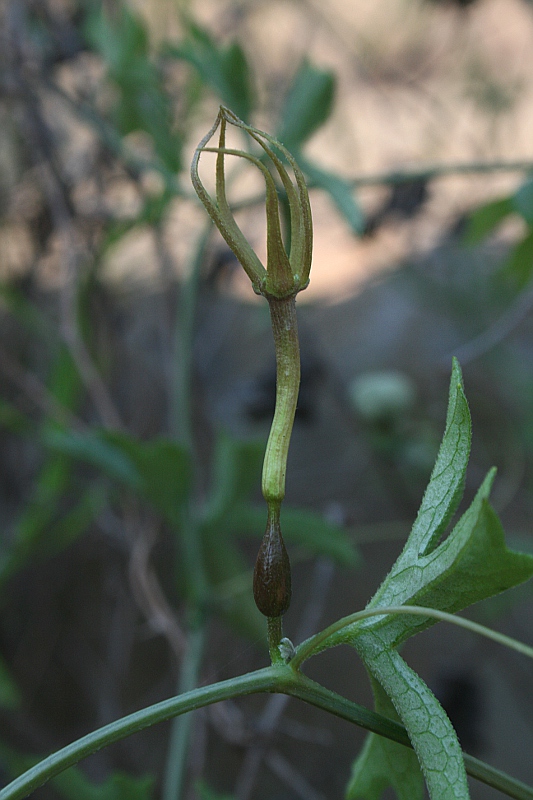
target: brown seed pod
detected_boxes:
[253,505,292,618]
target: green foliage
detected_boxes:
[3,5,533,799]
[84,5,182,172]
[276,60,335,152]
[465,196,515,243]
[195,780,235,800]
[465,174,533,286]
[167,23,254,122]
[50,768,154,800]
[0,743,153,800]
[276,61,364,233]
[329,359,533,800]
[346,680,424,800]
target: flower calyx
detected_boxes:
[191,106,312,300]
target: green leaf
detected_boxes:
[102,432,191,526]
[347,680,424,800]
[336,359,533,800]
[513,176,533,224]
[84,5,181,171]
[203,431,264,522]
[0,399,32,435]
[43,485,108,554]
[464,196,514,244]
[52,767,154,800]
[44,428,141,487]
[276,60,335,150]
[357,646,467,800]
[168,24,254,121]
[0,743,154,800]
[501,229,533,288]
[299,156,364,234]
[195,780,235,800]
[84,5,149,76]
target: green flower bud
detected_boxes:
[191,106,312,300]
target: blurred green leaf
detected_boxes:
[44,428,191,525]
[276,60,335,151]
[43,485,108,554]
[195,780,236,800]
[84,4,149,78]
[513,176,533,224]
[0,284,54,344]
[502,229,533,287]
[203,431,264,522]
[84,4,181,172]
[44,428,141,487]
[166,23,254,121]
[0,656,21,710]
[0,745,153,800]
[299,156,364,234]
[464,196,514,243]
[0,399,32,435]
[52,767,154,800]
[103,432,191,525]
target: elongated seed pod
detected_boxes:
[253,504,291,617]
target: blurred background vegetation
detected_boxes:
[2,0,533,798]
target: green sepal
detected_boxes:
[191,107,312,299]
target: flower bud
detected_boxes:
[253,504,291,618]
[191,106,312,300]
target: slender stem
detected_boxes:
[2,666,532,800]
[0,668,282,800]
[262,296,300,504]
[286,674,533,800]
[162,627,206,800]
[267,617,284,665]
[172,222,211,448]
[291,605,533,670]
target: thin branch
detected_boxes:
[1,666,532,800]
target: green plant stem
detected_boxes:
[0,664,533,800]
[162,626,206,800]
[172,222,211,448]
[290,604,533,670]
[2,665,532,800]
[262,296,300,504]
[267,616,284,664]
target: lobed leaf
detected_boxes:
[346,679,424,800]
[336,360,533,800]
[355,647,469,800]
